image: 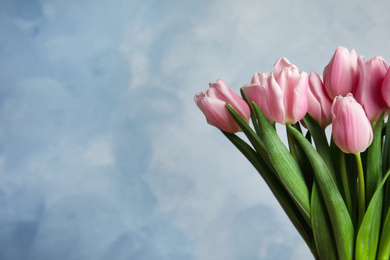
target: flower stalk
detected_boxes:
[340,152,353,218]
[355,153,366,227]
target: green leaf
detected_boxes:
[222,131,317,256]
[382,117,390,174]
[225,104,269,164]
[292,126,314,192]
[355,169,390,260]
[331,139,358,226]
[287,124,354,260]
[311,180,338,260]
[382,116,390,218]
[365,113,384,205]
[303,113,335,179]
[252,104,311,224]
[240,88,262,136]
[378,188,390,260]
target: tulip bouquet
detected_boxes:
[194,46,390,259]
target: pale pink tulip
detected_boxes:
[323,46,358,99]
[241,72,274,124]
[354,56,389,123]
[266,57,309,124]
[332,94,373,154]
[194,79,250,133]
[307,71,332,129]
[381,67,390,108]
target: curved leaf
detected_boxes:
[222,131,317,256]
[287,124,354,260]
[355,169,390,260]
[226,104,269,164]
[253,104,311,224]
[365,113,383,204]
[240,88,261,136]
[378,199,390,260]
[303,113,335,179]
[311,180,338,260]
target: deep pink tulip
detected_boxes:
[266,57,309,124]
[382,68,390,108]
[241,72,274,124]
[307,71,332,129]
[332,94,373,154]
[354,56,389,123]
[323,46,358,99]
[194,79,250,133]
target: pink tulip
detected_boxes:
[354,56,389,123]
[307,71,332,129]
[332,94,373,154]
[381,66,390,108]
[266,57,309,124]
[194,79,250,133]
[241,72,274,124]
[323,46,358,99]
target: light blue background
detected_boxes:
[1,0,389,259]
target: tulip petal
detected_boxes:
[267,73,286,124]
[194,79,250,133]
[354,56,389,123]
[273,57,292,75]
[332,94,373,154]
[382,69,390,107]
[210,79,251,120]
[197,96,240,133]
[291,71,308,123]
[307,72,332,128]
[241,83,272,122]
[323,47,358,99]
[251,71,269,85]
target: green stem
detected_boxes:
[340,152,353,217]
[287,124,297,161]
[355,152,365,227]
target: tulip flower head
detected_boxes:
[331,94,373,154]
[241,72,274,124]
[194,79,250,133]
[266,57,309,124]
[381,67,390,108]
[323,46,358,99]
[354,56,389,123]
[306,71,332,129]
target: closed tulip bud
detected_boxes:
[323,46,358,99]
[354,56,389,123]
[194,79,250,133]
[241,72,274,124]
[381,66,390,108]
[307,71,332,129]
[266,57,309,124]
[332,94,373,154]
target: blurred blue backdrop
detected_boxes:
[0,0,389,259]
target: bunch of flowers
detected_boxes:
[194,46,390,259]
